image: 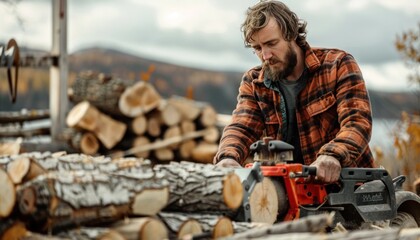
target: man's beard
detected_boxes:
[263,44,297,81]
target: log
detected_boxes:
[0,127,50,138]
[153,141,175,162]
[168,96,201,121]
[232,221,270,234]
[158,212,202,239]
[1,156,46,184]
[197,104,217,128]
[188,214,234,239]
[163,125,182,149]
[190,142,219,164]
[60,227,125,240]
[0,168,16,218]
[180,120,196,134]
[149,100,182,127]
[202,126,220,143]
[0,220,27,240]
[68,71,132,117]
[168,96,217,128]
[178,140,196,160]
[0,109,49,124]
[17,168,169,232]
[249,228,420,240]
[114,129,211,158]
[130,115,147,135]
[70,131,100,155]
[249,177,279,224]
[131,136,151,159]
[0,138,22,156]
[414,177,420,195]
[154,161,243,212]
[111,217,168,240]
[146,115,161,137]
[66,101,127,149]
[118,81,161,117]
[229,213,334,240]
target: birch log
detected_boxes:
[158,212,202,240]
[229,213,334,240]
[17,169,169,232]
[154,161,243,213]
[66,101,127,149]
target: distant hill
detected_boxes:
[1,46,418,118]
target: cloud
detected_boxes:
[0,0,418,91]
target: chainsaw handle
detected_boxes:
[303,165,317,176]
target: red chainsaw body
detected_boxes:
[245,162,328,221]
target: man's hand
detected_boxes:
[215,158,242,168]
[310,155,341,183]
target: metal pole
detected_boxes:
[50,0,68,140]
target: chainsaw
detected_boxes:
[233,138,420,229]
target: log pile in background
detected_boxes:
[66,71,220,164]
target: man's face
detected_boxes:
[249,17,297,80]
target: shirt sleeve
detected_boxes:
[213,72,265,165]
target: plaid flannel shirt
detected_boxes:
[214,43,375,168]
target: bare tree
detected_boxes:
[395,23,420,87]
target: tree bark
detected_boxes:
[68,71,132,117]
[229,213,334,239]
[154,161,243,213]
[17,169,169,232]
[158,212,202,240]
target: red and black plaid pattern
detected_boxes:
[214,43,375,168]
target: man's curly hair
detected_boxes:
[241,0,307,48]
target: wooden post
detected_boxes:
[50,0,68,140]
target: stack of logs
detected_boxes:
[65,71,220,163]
[0,151,265,240]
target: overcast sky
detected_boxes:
[1,0,419,91]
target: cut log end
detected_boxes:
[80,132,100,155]
[132,187,169,216]
[0,168,16,218]
[140,218,169,240]
[178,219,202,239]
[0,221,27,240]
[249,177,279,224]
[7,157,31,184]
[213,217,234,238]
[18,187,36,216]
[223,173,244,210]
[66,101,98,130]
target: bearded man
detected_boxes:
[213,0,375,183]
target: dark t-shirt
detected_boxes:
[278,69,308,163]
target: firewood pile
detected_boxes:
[1,150,419,240]
[0,151,259,239]
[65,71,220,164]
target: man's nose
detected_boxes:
[261,47,272,61]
